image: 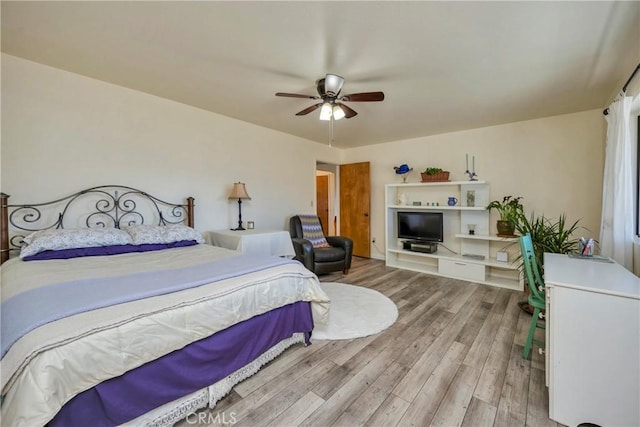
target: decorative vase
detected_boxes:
[467,224,476,235]
[496,220,516,237]
[466,190,475,207]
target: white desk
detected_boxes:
[544,253,640,427]
[207,229,295,258]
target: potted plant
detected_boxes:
[514,211,583,314]
[486,196,523,236]
[515,211,582,272]
[420,167,450,182]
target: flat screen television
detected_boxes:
[397,211,444,243]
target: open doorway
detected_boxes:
[316,162,337,236]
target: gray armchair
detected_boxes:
[289,215,353,275]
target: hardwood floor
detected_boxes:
[176,257,555,427]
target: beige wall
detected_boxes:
[0,54,344,233]
[1,54,608,262]
[344,110,606,260]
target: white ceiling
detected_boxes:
[2,1,639,148]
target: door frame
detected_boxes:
[315,170,336,235]
[316,162,338,235]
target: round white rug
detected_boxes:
[312,282,398,341]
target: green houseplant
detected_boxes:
[514,211,582,272]
[514,211,583,314]
[423,167,443,175]
[486,196,523,236]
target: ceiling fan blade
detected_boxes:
[340,91,385,102]
[337,102,358,119]
[295,103,323,116]
[275,92,319,99]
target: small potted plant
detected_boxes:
[420,167,450,182]
[486,195,523,236]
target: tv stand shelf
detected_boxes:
[385,182,522,291]
[454,233,518,242]
[388,205,486,211]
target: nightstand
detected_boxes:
[205,229,294,257]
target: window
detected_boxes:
[636,114,640,236]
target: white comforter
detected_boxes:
[0,244,329,427]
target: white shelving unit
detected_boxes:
[385,181,523,290]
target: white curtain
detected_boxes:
[600,94,634,270]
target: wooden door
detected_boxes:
[340,162,370,258]
[316,174,329,235]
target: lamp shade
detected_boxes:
[332,105,345,120]
[228,182,251,200]
[324,74,344,96]
[319,102,332,121]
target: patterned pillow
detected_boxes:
[20,227,133,259]
[124,224,205,245]
[298,215,330,248]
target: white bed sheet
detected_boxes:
[0,244,328,427]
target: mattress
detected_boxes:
[0,244,329,426]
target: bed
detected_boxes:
[0,185,329,426]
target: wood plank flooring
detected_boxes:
[176,257,555,427]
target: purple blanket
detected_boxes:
[1,254,295,357]
[47,301,313,426]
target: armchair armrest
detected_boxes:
[326,236,353,251]
[291,237,314,271]
[326,236,354,269]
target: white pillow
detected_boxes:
[20,227,133,258]
[124,224,204,245]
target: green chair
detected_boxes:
[519,233,546,359]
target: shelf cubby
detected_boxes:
[385,181,523,291]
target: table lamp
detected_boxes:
[229,182,251,230]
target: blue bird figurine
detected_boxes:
[393,164,413,183]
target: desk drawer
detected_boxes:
[439,259,486,282]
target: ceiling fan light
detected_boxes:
[324,74,344,96]
[333,105,346,120]
[319,102,332,121]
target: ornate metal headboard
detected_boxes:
[0,185,195,264]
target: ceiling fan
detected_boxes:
[275,74,384,120]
